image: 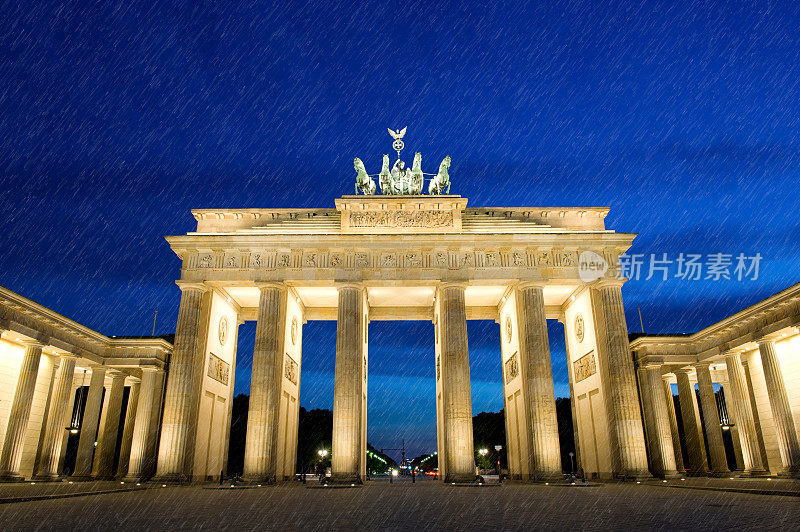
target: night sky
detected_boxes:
[2,1,799,459]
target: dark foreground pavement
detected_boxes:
[0,477,798,530]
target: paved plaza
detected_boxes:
[0,478,798,530]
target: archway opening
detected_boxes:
[469,319,576,477]
[225,319,339,477]
[367,321,435,477]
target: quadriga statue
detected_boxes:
[353,152,452,195]
[428,156,451,195]
[379,154,391,194]
[353,157,376,195]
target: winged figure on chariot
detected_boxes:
[353,127,452,196]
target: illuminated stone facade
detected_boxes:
[631,283,800,477]
[0,287,170,481]
[157,195,647,482]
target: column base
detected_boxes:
[68,475,98,482]
[328,473,361,485]
[685,469,708,477]
[529,471,567,483]
[612,470,655,482]
[705,469,733,478]
[778,466,800,479]
[442,473,478,484]
[239,477,276,486]
[737,469,770,478]
[0,473,26,482]
[30,473,62,482]
[151,473,193,484]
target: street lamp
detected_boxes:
[318,449,328,458]
[568,452,575,474]
[479,448,488,456]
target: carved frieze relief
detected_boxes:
[348,210,454,229]
[186,247,591,272]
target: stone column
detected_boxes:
[243,284,287,483]
[724,352,764,473]
[116,379,140,478]
[515,284,561,480]
[637,366,659,474]
[438,283,475,483]
[646,367,677,477]
[741,358,770,471]
[221,319,242,478]
[695,363,728,475]
[662,376,685,472]
[156,282,211,482]
[73,366,106,479]
[590,280,649,478]
[562,321,581,473]
[34,354,77,479]
[720,381,745,472]
[331,285,366,483]
[125,368,163,481]
[675,369,707,475]
[0,342,43,480]
[757,339,800,472]
[94,371,125,478]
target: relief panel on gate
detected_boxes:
[573,350,596,383]
[505,352,519,383]
[284,354,298,385]
[208,353,230,385]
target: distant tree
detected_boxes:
[367,444,397,474]
[410,452,437,472]
[471,399,577,473]
[473,410,506,469]
[296,407,333,473]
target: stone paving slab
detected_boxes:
[0,480,147,504]
[1,479,799,530]
[643,476,800,497]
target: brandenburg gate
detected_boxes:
[155,190,649,483]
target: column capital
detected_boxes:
[756,337,775,347]
[107,369,126,379]
[694,361,712,370]
[19,338,45,349]
[255,281,287,292]
[438,281,468,291]
[587,277,626,290]
[723,351,745,366]
[334,282,364,292]
[175,281,210,293]
[516,281,547,291]
[675,366,694,375]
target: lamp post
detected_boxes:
[494,445,503,481]
[568,452,575,475]
[317,449,328,484]
[478,448,488,474]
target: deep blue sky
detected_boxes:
[2,1,799,459]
